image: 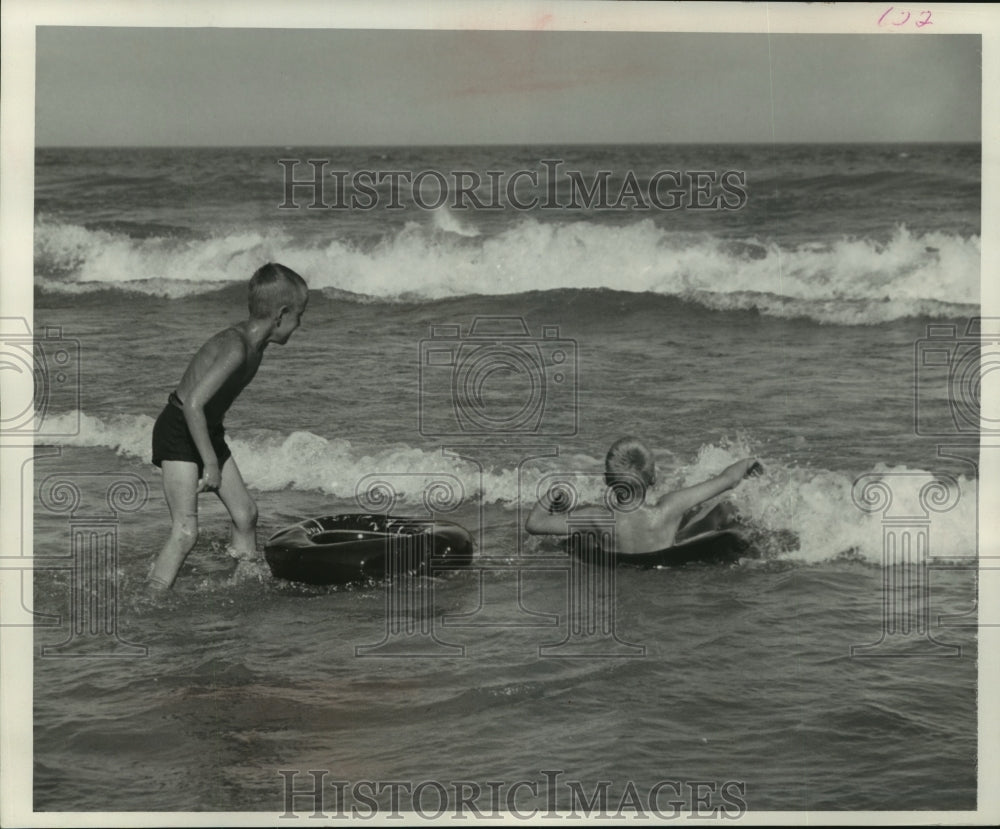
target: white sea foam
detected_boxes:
[43,410,977,564]
[34,218,979,324]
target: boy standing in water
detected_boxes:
[526,436,761,553]
[148,263,308,590]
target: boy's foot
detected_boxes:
[147,575,172,591]
[226,545,257,562]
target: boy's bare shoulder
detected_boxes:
[646,490,689,521]
[177,327,251,393]
[209,325,246,347]
[195,326,248,360]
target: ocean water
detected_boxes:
[29,143,980,813]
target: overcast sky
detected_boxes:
[35,28,981,146]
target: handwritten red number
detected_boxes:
[879,6,933,28]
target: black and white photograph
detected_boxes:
[1,1,997,824]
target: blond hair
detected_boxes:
[604,436,655,497]
[248,263,307,319]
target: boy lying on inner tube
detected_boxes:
[525,436,762,554]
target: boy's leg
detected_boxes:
[148,461,200,590]
[215,456,258,559]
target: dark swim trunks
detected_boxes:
[151,393,231,474]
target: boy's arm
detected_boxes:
[659,458,760,517]
[525,491,605,536]
[525,497,570,536]
[181,334,246,491]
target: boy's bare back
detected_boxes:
[526,437,760,554]
[602,496,689,554]
[175,325,262,423]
